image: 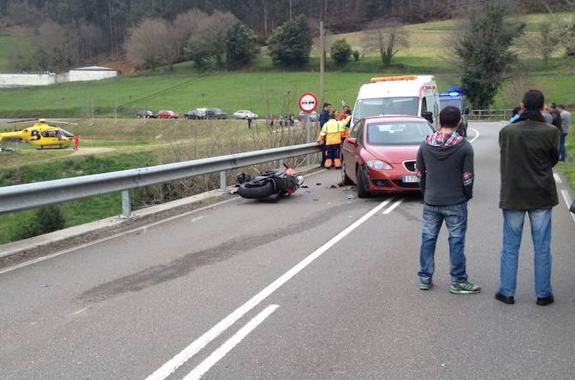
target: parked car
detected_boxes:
[137,110,156,119]
[185,108,207,120]
[157,110,178,119]
[206,108,227,119]
[341,115,434,198]
[234,110,258,119]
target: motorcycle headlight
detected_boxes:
[366,160,392,170]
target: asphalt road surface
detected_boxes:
[1,122,574,380]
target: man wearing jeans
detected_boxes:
[416,106,480,294]
[496,89,560,306]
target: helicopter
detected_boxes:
[0,119,76,149]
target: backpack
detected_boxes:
[550,109,562,130]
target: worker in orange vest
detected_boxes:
[318,113,350,168]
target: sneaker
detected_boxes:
[450,281,481,294]
[495,291,515,304]
[419,281,433,291]
[536,295,554,306]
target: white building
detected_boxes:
[0,66,118,88]
[67,66,118,82]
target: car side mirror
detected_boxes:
[464,107,470,115]
[346,137,357,145]
[422,111,433,123]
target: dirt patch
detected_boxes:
[71,147,115,156]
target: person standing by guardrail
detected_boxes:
[559,104,571,161]
[496,89,560,306]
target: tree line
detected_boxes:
[0,0,573,71]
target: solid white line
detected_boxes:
[553,173,562,184]
[560,190,575,223]
[382,199,404,215]
[144,198,394,380]
[182,305,279,380]
[468,127,480,144]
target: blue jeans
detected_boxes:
[559,133,567,161]
[418,202,468,284]
[499,209,553,298]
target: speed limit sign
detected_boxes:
[298,92,318,113]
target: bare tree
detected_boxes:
[376,25,409,66]
[126,19,179,71]
[186,11,238,68]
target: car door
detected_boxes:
[342,120,364,182]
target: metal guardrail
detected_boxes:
[0,142,321,216]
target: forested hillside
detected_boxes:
[0,0,572,72]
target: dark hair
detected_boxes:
[323,102,331,108]
[512,106,521,116]
[522,89,545,111]
[439,106,461,128]
[517,89,545,122]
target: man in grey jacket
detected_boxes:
[496,90,560,306]
[416,106,479,294]
[559,104,571,161]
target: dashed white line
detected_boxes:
[182,305,279,380]
[560,190,575,223]
[145,198,395,380]
[382,199,403,215]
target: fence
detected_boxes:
[0,143,321,217]
[469,109,514,121]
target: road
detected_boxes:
[1,121,574,380]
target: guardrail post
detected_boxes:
[219,171,227,191]
[121,190,132,218]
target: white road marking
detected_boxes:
[72,307,89,316]
[382,198,403,215]
[560,190,575,223]
[468,127,480,143]
[553,173,562,184]
[145,198,394,380]
[182,305,279,380]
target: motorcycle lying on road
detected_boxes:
[236,164,304,201]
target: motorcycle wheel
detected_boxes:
[237,181,275,199]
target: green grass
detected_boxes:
[0,35,11,72]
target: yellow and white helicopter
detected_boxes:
[0,119,76,149]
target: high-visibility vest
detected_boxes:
[320,118,347,145]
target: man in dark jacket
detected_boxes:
[416,106,480,294]
[496,89,560,306]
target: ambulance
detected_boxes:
[351,75,440,128]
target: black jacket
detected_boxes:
[499,120,560,210]
[416,135,474,206]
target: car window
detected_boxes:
[440,98,463,110]
[366,121,433,146]
[354,97,419,123]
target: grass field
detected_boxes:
[0,35,10,72]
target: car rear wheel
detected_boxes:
[357,165,371,198]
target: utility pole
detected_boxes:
[319,21,325,105]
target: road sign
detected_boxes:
[298,92,318,113]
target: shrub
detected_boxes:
[14,206,66,240]
[330,38,352,65]
[352,50,360,61]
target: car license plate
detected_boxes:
[402,175,420,183]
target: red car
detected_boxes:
[341,115,435,198]
[157,110,178,119]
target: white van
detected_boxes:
[352,75,440,128]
